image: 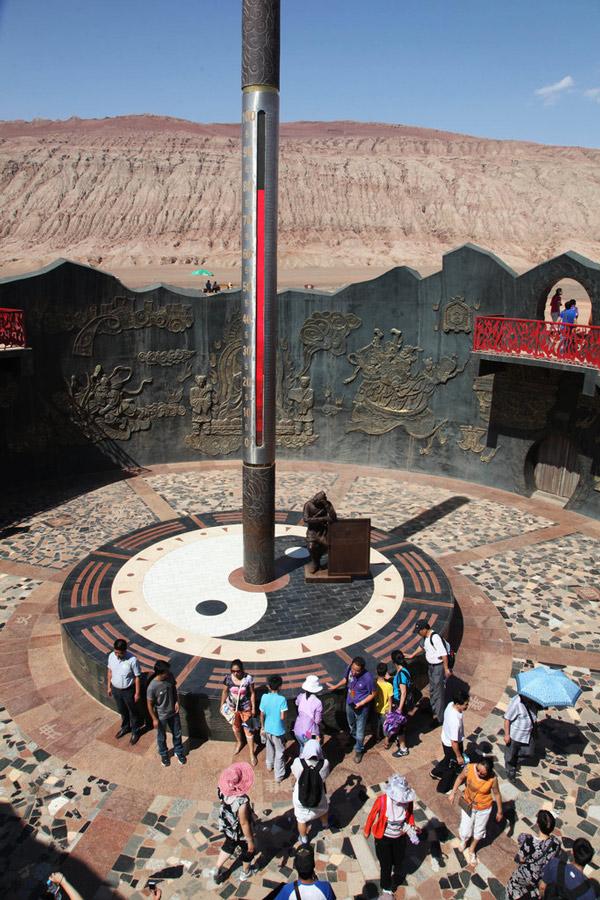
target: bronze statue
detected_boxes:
[303,491,337,573]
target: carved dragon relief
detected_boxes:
[343,328,467,454]
[432,295,481,333]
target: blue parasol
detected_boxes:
[515,666,582,709]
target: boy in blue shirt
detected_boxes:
[260,674,288,782]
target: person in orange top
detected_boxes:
[450,757,503,866]
[364,775,420,897]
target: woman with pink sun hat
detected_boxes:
[212,762,257,886]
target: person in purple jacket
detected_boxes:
[328,656,376,763]
[293,675,324,749]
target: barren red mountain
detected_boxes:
[0,115,598,278]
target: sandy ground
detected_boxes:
[0,262,592,321]
[98,264,414,292]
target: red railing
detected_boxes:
[0,307,26,348]
[473,316,600,370]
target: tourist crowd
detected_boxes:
[103,628,598,899]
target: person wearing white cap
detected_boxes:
[291,739,331,845]
[364,774,420,897]
[293,675,324,749]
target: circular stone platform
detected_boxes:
[59,509,455,739]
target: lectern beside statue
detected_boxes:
[303,492,371,583]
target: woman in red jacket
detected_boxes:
[364,774,420,896]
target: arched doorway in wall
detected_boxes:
[530,432,580,502]
[543,278,593,324]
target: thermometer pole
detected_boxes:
[241,0,280,584]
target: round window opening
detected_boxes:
[544,279,592,325]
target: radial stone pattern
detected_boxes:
[59,509,454,739]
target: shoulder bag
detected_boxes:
[458,794,473,816]
[221,678,240,724]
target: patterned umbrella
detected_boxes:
[515,666,582,709]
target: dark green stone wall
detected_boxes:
[1,245,598,517]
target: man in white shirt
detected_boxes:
[430,690,469,790]
[405,619,452,723]
[504,693,539,782]
[107,638,143,744]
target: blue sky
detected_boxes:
[0,0,598,146]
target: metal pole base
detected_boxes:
[242,462,275,584]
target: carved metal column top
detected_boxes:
[242,0,280,89]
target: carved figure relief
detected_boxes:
[277,374,317,449]
[34,296,193,357]
[138,349,196,366]
[456,373,499,463]
[344,328,466,454]
[184,312,243,456]
[273,311,361,449]
[433,295,481,333]
[189,375,214,436]
[65,365,153,441]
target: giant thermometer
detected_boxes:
[241,0,280,584]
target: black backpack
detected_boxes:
[556,861,598,899]
[298,759,324,808]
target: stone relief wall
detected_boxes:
[0,247,598,517]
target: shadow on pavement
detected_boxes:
[390,496,470,542]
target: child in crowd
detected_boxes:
[375,662,393,742]
[390,650,414,758]
[146,659,186,767]
[260,674,288,782]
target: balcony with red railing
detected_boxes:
[0,307,27,350]
[473,316,600,371]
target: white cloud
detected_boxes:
[584,87,600,103]
[534,75,575,105]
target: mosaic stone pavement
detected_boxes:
[146,470,340,517]
[0,462,598,900]
[0,574,41,632]
[458,533,600,653]
[338,477,555,556]
[145,470,243,517]
[0,710,118,889]
[0,479,157,570]
[469,660,600,849]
